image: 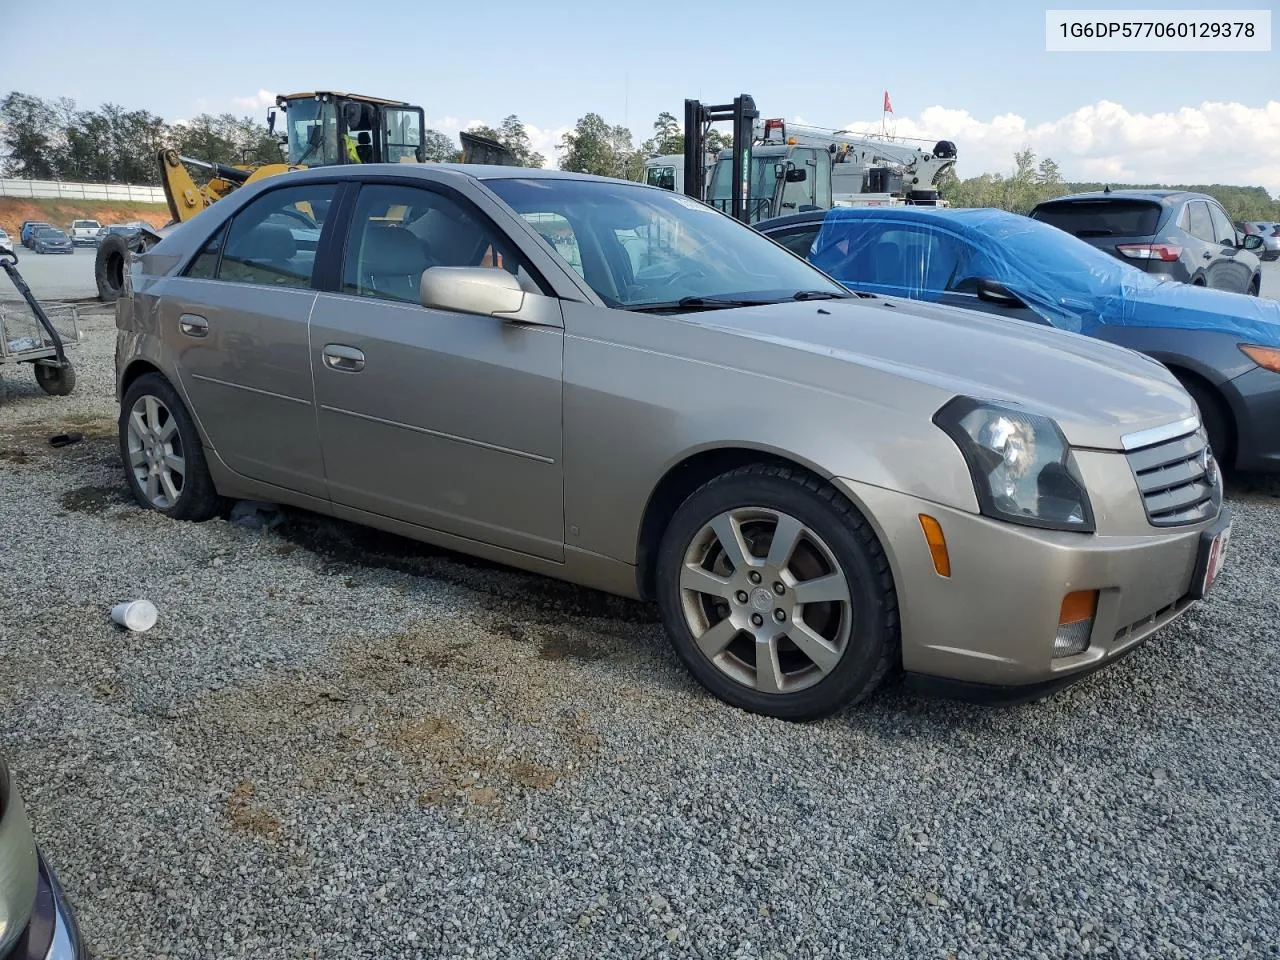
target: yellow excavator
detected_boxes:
[95,91,516,300]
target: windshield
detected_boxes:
[707,156,784,221]
[284,98,341,167]
[485,177,848,310]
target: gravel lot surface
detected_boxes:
[2,313,1279,960]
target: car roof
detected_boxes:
[1034,189,1202,206]
[757,206,1027,232]
[265,162,637,187]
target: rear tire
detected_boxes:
[34,362,75,396]
[119,373,222,521]
[95,234,131,303]
[655,463,899,721]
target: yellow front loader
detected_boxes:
[96,91,516,300]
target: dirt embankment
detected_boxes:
[0,198,171,237]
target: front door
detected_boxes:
[163,181,338,498]
[1206,200,1253,293]
[310,180,566,561]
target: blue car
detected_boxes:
[757,207,1280,472]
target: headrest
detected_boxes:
[362,225,424,274]
[246,222,296,262]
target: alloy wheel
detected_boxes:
[679,507,853,694]
[126,395,187,509]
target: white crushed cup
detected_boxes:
[111,599,158,632]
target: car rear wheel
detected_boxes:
[119,373,222,521]
[655,463,899,721]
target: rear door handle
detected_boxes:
[323,344,365,373]
[1203,251,1213,259]
[179,313,208,337]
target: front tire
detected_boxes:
[1177,375,1231,467]
[119,373,222,521]
[655,463,899,721]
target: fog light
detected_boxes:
[1055,590,1097,657]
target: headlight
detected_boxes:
[934,397,1095,533]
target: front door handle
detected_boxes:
[323,344,365,373]
[179,313,208,337]
[1203,251,1213,259]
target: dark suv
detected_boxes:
[1030,190,1264,295]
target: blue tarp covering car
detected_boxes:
[756,207,1280,471]
[807,206,1280,340]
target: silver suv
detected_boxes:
[114,165,1231,719]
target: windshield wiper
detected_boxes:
[791,290,850,301]
[628,295,775,313]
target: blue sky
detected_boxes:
[6,0,1279,190]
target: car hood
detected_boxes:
[691,296,1195,451]
[1095,279,1280,346]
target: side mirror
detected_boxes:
[785,168,807,183]
[975,278,1025,307]
[1242,234,1264,252]
[420,266,559,326]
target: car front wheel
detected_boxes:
[119,373,222,521]
[655,463,899,721]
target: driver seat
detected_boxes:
[359,224,426,302]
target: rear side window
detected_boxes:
[215,183,336,288]
[1031,199,1162,238]
[768,225,822,258]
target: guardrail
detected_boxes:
[0,178,166,203]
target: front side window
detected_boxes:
[811,222,969,299]
[1186,202,1215,243]
[485,177,849,309]
[1207,203,1237,246]
[216,183,335,288]
[645,166,676,190]
[342,183,534,304]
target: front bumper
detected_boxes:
[9,855,86,960]
[836,477,1224,696]
[0,763,85,960]
[1226,365,1280,473]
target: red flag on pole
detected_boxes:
[883,91,893,114]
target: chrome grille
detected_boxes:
[1125,427,1221,527]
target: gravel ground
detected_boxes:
[2,313,1280,960]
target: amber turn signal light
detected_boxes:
[1059,590,1099,625]
[918,514,951,578]
[1239,344,1280,374]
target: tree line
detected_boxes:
[936,147,1280,222]
[4,90,1277,222]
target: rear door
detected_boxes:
[161,180,338,499]
[309,179,566,561]
[1206,200,1252,292]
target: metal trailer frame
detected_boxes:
[0,246,78,396]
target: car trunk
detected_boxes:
[1030,198,1168,271]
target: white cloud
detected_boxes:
[833,98,1280,195]
[233,89,276,112]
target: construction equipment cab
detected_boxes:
[273,92,426,167]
